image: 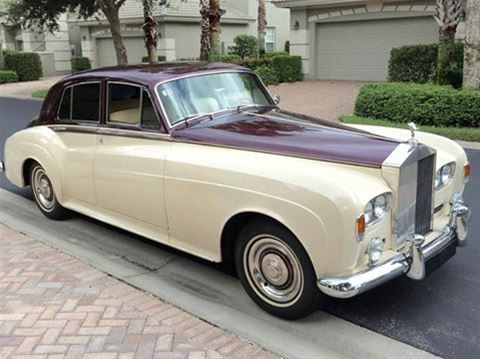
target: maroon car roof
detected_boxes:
[61,62,249,86]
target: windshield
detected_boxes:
[156,72,273,126]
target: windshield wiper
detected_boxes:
[182,112,215,127]
[234,104,278,112]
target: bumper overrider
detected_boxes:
[318,195,471,298]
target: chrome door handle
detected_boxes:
[99,137,104,144]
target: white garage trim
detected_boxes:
[308,4,436,22]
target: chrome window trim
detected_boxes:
[154,70,277,130]
[106,80,165,132]
[106,81,143,128]
[57,81,102,124]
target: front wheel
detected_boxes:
[30,162,69,220]
[235,220,324,319]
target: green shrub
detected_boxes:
[71,57,91,73]
[219,54,240,63]
[388,43,464,87]
[284,40,290,54]
[354,83,480,128]
[232,34,258,58]
[141,55,167,62]
[0,70,18,84]
[4,52,42,81]
[262,52,288,58]
[272,55,302,83]
[255,65,279,86]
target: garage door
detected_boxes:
[315,17,438,81]
[96,37,147,68]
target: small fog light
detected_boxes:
[367,237,384,265]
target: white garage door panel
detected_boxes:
[97,37,147,68]
[315,17,438,81]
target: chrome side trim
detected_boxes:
[49,125,171,141]
[318,195,470,298]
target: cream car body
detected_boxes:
[1,63,471,318]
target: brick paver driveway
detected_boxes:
[268,81,365,121]
[0,224,275,359]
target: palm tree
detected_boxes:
[141,0,157,63]
[208,0,225,60]
[258,0,267,55]
[199,0,210,61]
[199,0,225,61]
[463,0,480,90]
[433,0,464,84]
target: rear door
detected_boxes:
[93,82,170,231]
[56,81,101,205]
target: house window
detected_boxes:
[265,27,276,53]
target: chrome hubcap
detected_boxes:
[244,235,303,305]
[33,167,54,210]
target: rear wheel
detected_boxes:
[235,220,324,319]
[30,162,68,220]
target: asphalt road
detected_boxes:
[1,96,479,358]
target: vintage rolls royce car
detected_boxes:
[1,63,471,319]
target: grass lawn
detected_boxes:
[340,115,480,143]
[32,89,49,99]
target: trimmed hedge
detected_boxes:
[272,55,302,83]
[221,54,302,83]
[255,65,279,86]
[141,55,167,62]
[355,83,480,128]
[71,57,91,73]
[388,43,464,87]
[4,52,42,81]
[0,70,18,84]
[232,34,258,58]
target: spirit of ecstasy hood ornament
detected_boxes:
[408,122,418,139]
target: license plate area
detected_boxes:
[425,239,457,276]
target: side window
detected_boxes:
[141,90,163,130]
[58,87,71,120]
[71,83,100,122]
[108,83,141,125]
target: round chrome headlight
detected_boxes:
[364,202,374,223]
[367,237,384,265]
[363,193,392,227]
[373,195,387,219]
[435,162,456,190]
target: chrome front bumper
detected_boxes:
[318,195,471,299]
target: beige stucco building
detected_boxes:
[273,0,448,81]
[74,0,290,68]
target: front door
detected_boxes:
[94,83,169,231]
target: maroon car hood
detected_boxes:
[170,109,400,168]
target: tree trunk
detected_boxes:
[437,26,457,84]
[463,0,480,90]
[258,0,267,55]
[142,0,157,63]
[208,0,225,60]
[99,0,128,66]
[199,0,211,61]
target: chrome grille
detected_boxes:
[397,161,418,245]
[415,155,435,235]
[396,153,435,246]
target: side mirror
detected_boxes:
[274,95,281,105]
